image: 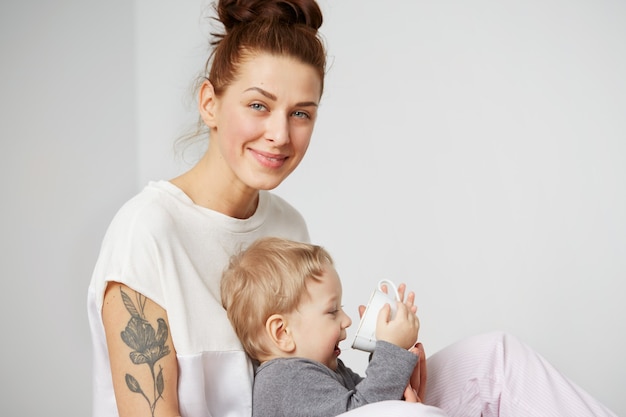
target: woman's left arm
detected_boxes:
[404,342,427,402]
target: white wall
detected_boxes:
[2,0,623,415]
[0,1,136,414]
[138,0,626,415]
[136,0,212,185]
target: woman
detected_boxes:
[89,1,323,415]
[88,1,617,416]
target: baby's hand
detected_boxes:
[381,282,418,315]
[374,285,419,350]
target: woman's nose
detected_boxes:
[265,114,290,145]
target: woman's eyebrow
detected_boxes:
[297,101,319,108]
[244,86,318,108]
[244,86,277,100]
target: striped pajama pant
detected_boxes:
[340,332,617,417]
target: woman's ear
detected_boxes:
[266,314,295,353]
[198,80,218,128]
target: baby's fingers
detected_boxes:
[396,283,407,302]
[376,303,392,325]
[405,290,416,309]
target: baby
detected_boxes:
[221,237,423,417]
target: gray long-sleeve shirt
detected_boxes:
[252,341,418,417]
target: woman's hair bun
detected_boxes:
[216,0,323,32]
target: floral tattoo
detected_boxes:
[119,287,171,416]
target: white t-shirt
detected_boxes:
[88,180,310,417]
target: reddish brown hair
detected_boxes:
[206,0,326,96]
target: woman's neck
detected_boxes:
[170,155,259,219]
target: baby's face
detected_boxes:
[286,264,352,370]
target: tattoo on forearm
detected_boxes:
[119,287,171,417]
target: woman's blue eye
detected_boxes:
[250,103,266,111]
[293,111,310,119]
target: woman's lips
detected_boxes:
[250,149,288,169]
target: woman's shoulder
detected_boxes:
[108,181,193,231]
[263,191,296,211]
[118,180,190,212]
[259,191,310,241]
[263,191,307,221]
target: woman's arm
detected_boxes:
[404,342,428,402]
[102,282,181,417]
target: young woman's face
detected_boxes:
[287,264,352,370]
[205,53,322,191]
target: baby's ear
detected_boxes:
[266,314,295,353]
